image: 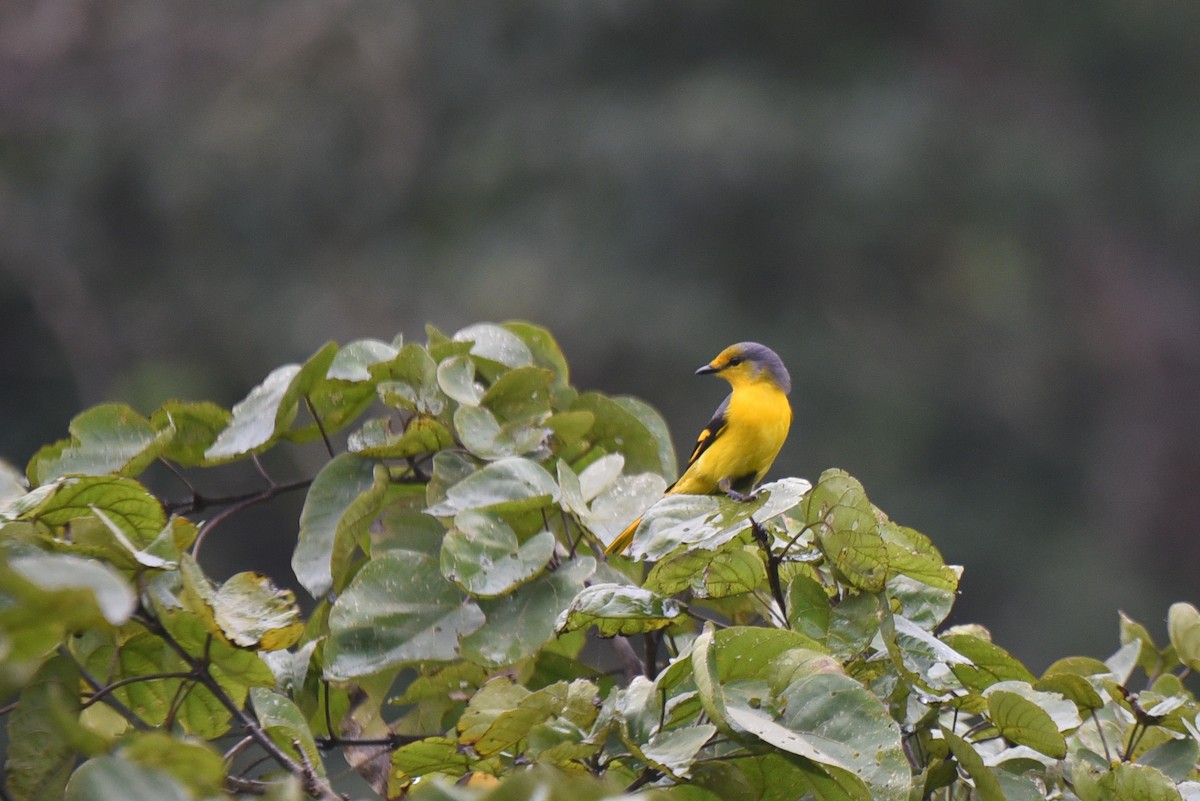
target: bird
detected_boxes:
[604,341,792,556]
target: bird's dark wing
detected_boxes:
[683,394,730,469]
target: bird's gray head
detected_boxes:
[696,341,791,393]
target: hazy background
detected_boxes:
[3,1,1199,670]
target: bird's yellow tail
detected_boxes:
[604,516,642,556]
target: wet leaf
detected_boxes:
[6,552,136,626]
[440,511,555,598]
[293,454,388,598]
[325,552,485,679]
[5,657,81,801]
[250,688,324,775]
[941,726,1005,801]
[1167,603,1200,672]
[459,558,597,667]
[64,756,191,801]
[27,404,163,486]
[425,456,558,517]
[555,584,685,637]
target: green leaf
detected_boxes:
[204,363,303,459]
[639,724,718,779]
[501,322,571,394]
[438,354,484,405]
[562,462,667,548]
[1096,762,1184,801]
[472,682,571,756]
[1120,611,1164,675]
[768,672,909,801]
[942,633,1035,692]
[5,657,81,801]
[6,552,136,625]
[459,558,597,667]
[940,726,1005,801]
[555,584,685,637]
[481,366,554,425]
[325,551,485,679]
[815,506,888,592]
[457,677,531,743]
[1034,672,1104,714]
[119,732,226,799]
[425,456,558,517]
[787,573,832,643]
[879,523,959,592]
[1167,602,1200,672]
[250,688,324,776]
[440,510,555,598]
[149,606,276,736]
[348,415,454,459]
[326,338,400,381]
[375,343,447,416]
[391,737,471,784]
[1139,736,1200,782]
[697,751,869,801]
[293,454,388,598]
[28,404,163,485]
[454,322,534,371]
[622,478,810,560]
[985,689,1068,758]
[0,460,26,505]
[569,392,674,478]
[15,475,165,551]
[644,543,766,599]
[150,401,232,467]
[64,756,191,801]
[75,629,188,730]
[209,570,304,651]
[454,405,548,459]
[205,343,338,460]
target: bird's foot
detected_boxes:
[722,487,756,503]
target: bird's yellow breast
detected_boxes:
[672,381,791,495]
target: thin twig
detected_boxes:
[304,396,336,458]
[315,733,426,749]
[1094,714,1113,763]
[223,775,273,795]
[225,735,256,765]
[58,647,151,731]
[167,478,312,518]
[190,477,313,560]
[80,671,194,709]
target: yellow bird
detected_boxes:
[605,342,792,556]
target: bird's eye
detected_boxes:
[728,356,743,366]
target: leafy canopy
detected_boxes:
[1,321,1198,800]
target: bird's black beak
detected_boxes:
[695,363,718,375]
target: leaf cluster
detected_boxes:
[1,321,1199,801]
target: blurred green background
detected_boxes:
[3,1,1199,670]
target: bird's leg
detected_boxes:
[718,478,755,503]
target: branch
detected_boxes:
[166,477,313,518]
[188,477,313,560]
[625,767,662,792]
[80,671,195,709]
[749,518,787,623]
[139,615,342,801]
[58,647,151,731]
[315,733,426,750]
